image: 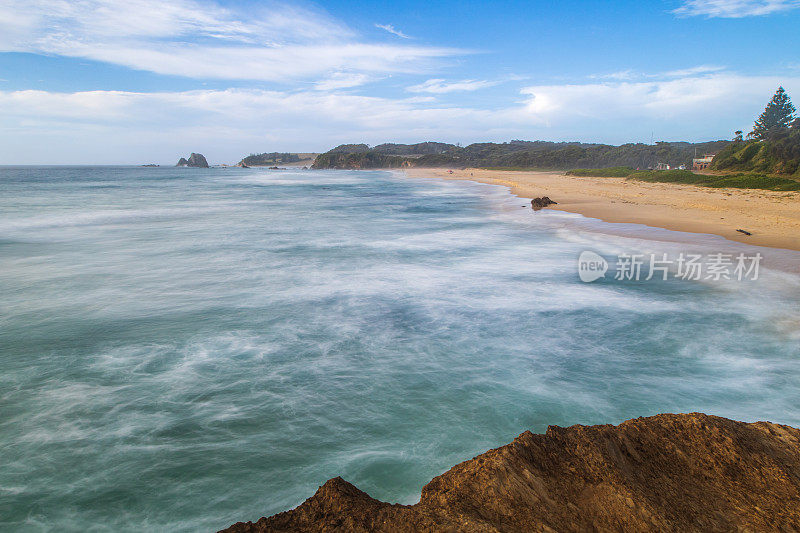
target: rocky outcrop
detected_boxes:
[221,413,800,532]
[176,153,209,168]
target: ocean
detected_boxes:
[1,166,799,531]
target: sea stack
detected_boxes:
[176,153,209,168]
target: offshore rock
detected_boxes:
[176,153,209,168]
[221,413,800,532]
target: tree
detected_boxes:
[734,130,743,142]
[751,87,796,140]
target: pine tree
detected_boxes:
[751,87,796,140]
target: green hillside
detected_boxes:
[710,127,800,177]
[312,140,731,170]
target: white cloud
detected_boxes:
[520,74,798,124]
[406,78,500,93]
[0,88,520,164]
[0,0,460,81]
[2,75,797,164]
[375,23,411,39]
[673,0,800,17]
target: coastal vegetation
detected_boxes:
[710,87,799,177]
[567,167,800,191]
[312,88,800,192]
[312,140,730,170]
[239,152,302,166]
[710,134,800,177]
[629,169,800,191]
[566,166,635,177]
[312,150,407,169]
[750,86,796,140]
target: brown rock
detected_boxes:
[220,413,800,532]
[531,197,557,210]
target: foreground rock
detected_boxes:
[176,153,209,168]
[221,413,800,532]
[531,196,557,210]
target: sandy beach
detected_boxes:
[405,168,800,252]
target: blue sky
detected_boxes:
[1,0,799,164]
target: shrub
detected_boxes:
[565,166,636,177]
[628,170,800,191]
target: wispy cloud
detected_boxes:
[375,23,412,39]
[589,70,638,81]
[314,72,375,91]
[0,0,460,81]
[663,65,727,77]
[673,0,800,18]
[590,65,727,81]
[406,78,500,93]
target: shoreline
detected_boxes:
[404,168,800,253]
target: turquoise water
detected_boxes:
[1,167,799,531]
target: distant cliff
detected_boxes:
[238,153,301,167]
[176,153,209,168]
[221,413,800,532]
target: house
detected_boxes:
[692,154,715,170]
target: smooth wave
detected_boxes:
[0,166,798,531]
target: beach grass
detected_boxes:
[567,167,800,191]
[629,170,800,191]
[478,166,566,172]
[566,167,636,177]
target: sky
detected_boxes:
[1,0,799,164]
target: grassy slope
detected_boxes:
[710,130,800,177]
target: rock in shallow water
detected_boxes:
[220,413,800,532]
[531,196,557,210]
